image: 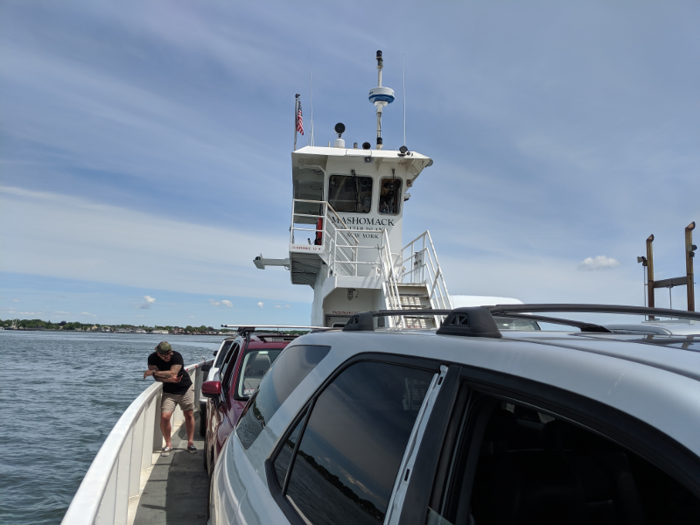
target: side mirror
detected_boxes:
[213,350,218,356]
[201,381,222,399]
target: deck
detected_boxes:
[133,414,209,525]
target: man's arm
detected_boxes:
[144,364,182,382]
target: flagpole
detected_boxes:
[294,94,300,151]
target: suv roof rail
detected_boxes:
[343,309,454,332]
[220,324,331,335]
[485,304,700,322]
[342,304,700,336]
[343,308,503,338]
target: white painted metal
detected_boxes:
[62,361,210,525]
[401,230,451,311]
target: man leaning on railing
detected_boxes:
[143,342,196,456]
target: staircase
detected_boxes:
[397,284,437,329]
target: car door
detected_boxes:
[261,353,446,525]
[398,366,700,525]
[207,341,241,474]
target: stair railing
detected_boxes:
[401,231,452,311]
[378,229,405,328]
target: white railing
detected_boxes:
[378,229,405,327]
[401,231,452,311]
[61,361,210,525]
[290,199,359,267]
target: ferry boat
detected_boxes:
[60,50,499,525]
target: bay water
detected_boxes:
[0,330,221,525]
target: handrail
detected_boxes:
[378,229,404,327]
[401,231,451,312]
[61,360,211,525]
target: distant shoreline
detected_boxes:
[0,328,227,335]
[0,318,233,335]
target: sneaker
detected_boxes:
[161,446,172,457]
[187,444,197,454]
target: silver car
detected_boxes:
[209,306,700,524]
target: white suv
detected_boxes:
[209,305,700,525]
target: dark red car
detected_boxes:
[201,330,298,476]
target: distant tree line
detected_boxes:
[0,318,234,334]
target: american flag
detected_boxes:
[296,101,304,135]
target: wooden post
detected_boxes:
[686,222,696,311]
[646,234,655,310]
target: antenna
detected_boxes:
[402,54,406,148]
[368,50,395,150]
[309,52,315,146]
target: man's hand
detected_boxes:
[143,369,155,379]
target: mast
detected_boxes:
[368,50,395,150]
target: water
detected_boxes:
[0,330,221,525]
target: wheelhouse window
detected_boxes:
[379,178,401,215]
[328,174,372,213]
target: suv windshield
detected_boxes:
[236,349,283,398]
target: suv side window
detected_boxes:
[272,360,435,524]
[236,345,331,449]
[424,387,700,525]
[215,340,234,368]
[219,343,240,396]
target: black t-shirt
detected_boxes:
[148,351,193,395]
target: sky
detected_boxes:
[1,0,698,327]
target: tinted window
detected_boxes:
[273,413,306,490]
[431,397,700,525]
[282,361,434,524]
[328,174,372,213]
[236,349,282,398]
[219,343,240,395]
[237,345,330,449]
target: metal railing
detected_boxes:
[401,231,452,311]
[378,229,405,327]
[290,199,359,266]
[61,360,211,525]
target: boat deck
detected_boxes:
[133,414,208,525]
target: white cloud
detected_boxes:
[274,304,281,309]
[209,299,233,307]
[0,186,307,303]
[138,295,156,309]
[274,304,291,309]
[257,302,264,309]
[80,312,96,317]
[577,255,620,272]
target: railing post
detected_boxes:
[152,392,163,452]
[130,408,145,498]
[143,395,157,467]
[96,465,117,525]
[114,429,131,524]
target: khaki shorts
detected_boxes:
[161,384,195,413]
